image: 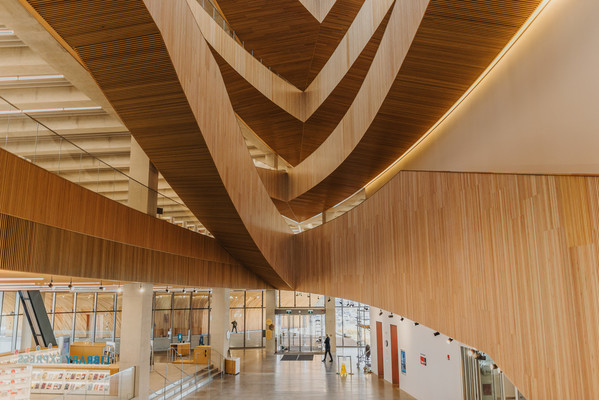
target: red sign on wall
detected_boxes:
[420,354,427,366]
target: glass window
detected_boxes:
[153,310,170,338]
[43,292,54,314]
[192,292,210,308]
[173,293,190,309]
[229,291,244,308]
[191,309,209,335]
[116,293,122,311]
[0,315,13,353]
[97,293,115,312]
[311,294,325,307]
[245,291,262,308]
[245,308,262,332]
[279,290,294,307]
[115,311,122,339]
[2,292,16,315]
[172,309,189,336]
[76,293,95,312]
[54,293,74,313]
[74,312,93,341]
[295,292,310,307]
[229,309,244,332]
[53,312,73,338]
[95,312,114,341]
[155,293,172,310]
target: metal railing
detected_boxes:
[0,96,211,236]
[149,348,224,400]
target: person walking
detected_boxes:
[322,334,333,362]
[231,320,238,333]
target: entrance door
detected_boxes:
[376,321,384,378]
[276,314,326,352]
[390,324,399,385]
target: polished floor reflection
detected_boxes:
[186,349,416,399]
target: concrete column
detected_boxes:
[210,289,230,359]
[325,297,336,354]
[120,283,153,400]
[264,290,276,354]
[128,137,158,215]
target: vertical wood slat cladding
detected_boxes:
[24,0,295,288]
[0,214,267,289]
[0,148,236,265]
[216,0,364,90]
[294,171,599,400]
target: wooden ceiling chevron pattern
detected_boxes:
[216,0,364,89]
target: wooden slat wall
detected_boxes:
[0,148,236,265]
[24,0,295,288]
[294,170,599,399]
[0,214,267,289]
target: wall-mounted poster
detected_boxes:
[420,353,427,366]
[401,350,406,374]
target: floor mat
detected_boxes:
[280,355,299,361]
[298,355,314,361]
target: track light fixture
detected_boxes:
[491,363,498,370]
[139,284,145,293]
[400,317,404,321]
[433,332,440,336]
[165,287,170,293]
[327,297,331,302]
[99,281,105,291]
[414,322,419,326]
[192,288,197,293]
[379,310,383,316]
[68,280,73,292]
[388,313,394,318]
[447,338,454,344]
[48,277,54,289]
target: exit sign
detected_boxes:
[308,310,314,314]
[286,310,292,314]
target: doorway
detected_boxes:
[376,321,384,378]
[390,324,399,385]
[276,313,325,353]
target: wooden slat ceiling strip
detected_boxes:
[23,0,294,288]
[283,0,543,221]
[216,0,364,90]
[294,170,599,399]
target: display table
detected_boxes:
[170,343,190,356]
[30,363,119,395]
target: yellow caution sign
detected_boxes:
[340,363,347,377]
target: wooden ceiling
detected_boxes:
[279,0,543,220]
[211,5,393,165]
[216,0,364,90]
[23,0,294,288]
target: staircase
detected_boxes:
[149,365,221,400]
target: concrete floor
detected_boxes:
[185,349,416,400]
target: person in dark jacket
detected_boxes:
[322,334,333,362]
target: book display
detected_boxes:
[30,368,111,394]
[0,364,32,400]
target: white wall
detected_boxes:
[370,307,463,400]
[382,0,599,176]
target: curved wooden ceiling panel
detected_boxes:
[216,0,364,90]
[24,0,295,288]
[210,5,392,165]
[284,0,543,220]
